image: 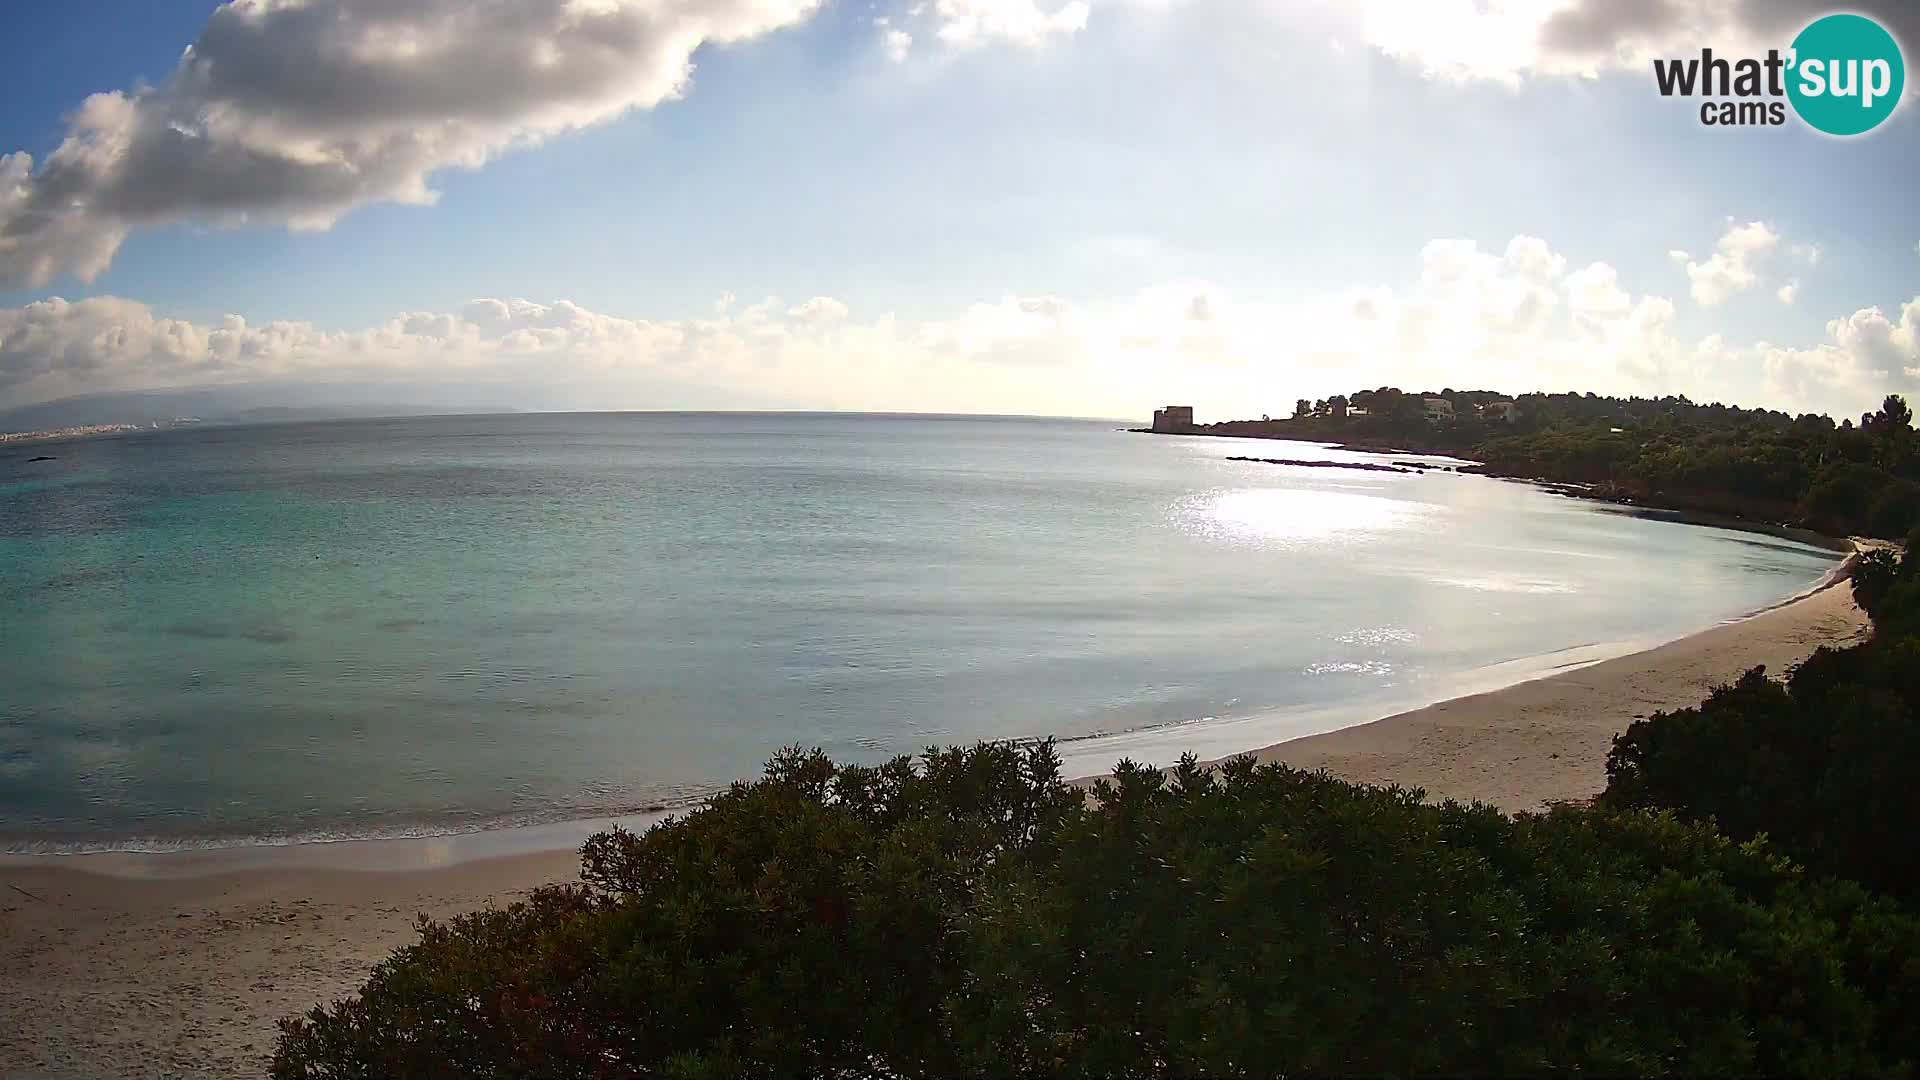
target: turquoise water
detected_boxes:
[0,413,1840,851]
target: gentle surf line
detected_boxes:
[1,554,1853,877]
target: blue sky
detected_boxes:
[2,0,1917,419]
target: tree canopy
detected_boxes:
[278,735,1920,1077]
[1208,390,1920,538]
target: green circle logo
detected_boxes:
[1787,13,1905,136]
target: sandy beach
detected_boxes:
[0,572,1873,1079]
[1227,571,1871,810]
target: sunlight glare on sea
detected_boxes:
[1179,486,1432,547]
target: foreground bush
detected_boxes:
[275,743,1920,1078]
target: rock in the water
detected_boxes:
[1226,455,1411,474]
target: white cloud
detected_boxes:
[1763,299,1920,412]
[933,0,1091,48]
[883,28,915,62]
[1353,0,1919,85]
[0,0,831,289]
[1360,0,1581,84]
[0,295,693,406]
[1676,220,1778,306]
[787,296,850,323]
[6,234,1915,422]
[1565,261,1632,320]
[1778,280,1800,305]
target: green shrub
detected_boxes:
[1853,536,1920,637]
[276,745,1920,1078]
[1605,545,1920,903]
[1607,665,1920,901]
[1852,548,1903,619]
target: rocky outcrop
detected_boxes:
[1226,456,1412,474]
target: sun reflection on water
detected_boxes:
[1174,487,1432,547]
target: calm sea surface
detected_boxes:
[0,413,1840,851]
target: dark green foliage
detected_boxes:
[1605,544,1920,901]
[1230,389,1918,538]
[1605,668,1815,842]
[1869,480,1920,539]
[1851,536,1920,637]
[277,744,1920,1078]
[1851,547,1904,620]
[1805,463,1898,535]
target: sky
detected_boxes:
[2,0,1918,422]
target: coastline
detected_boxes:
[1133,425,1868,549]
[0,558,1873,1079]
[1213,559,1868,811]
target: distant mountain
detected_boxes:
[0,386,521,432]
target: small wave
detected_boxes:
[1431,575,1576,595]
[1,790,718,857]
[1037,714,1215,747]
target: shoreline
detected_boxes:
[1143,426,1860,555]
[0,561,1872,1078]
[1208,551,1868,811]
[6,431,1852,870]
[5,539,1857,872]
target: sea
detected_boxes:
[0,412,1843,853]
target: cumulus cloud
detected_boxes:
[787,296,850,323]
[913,293,1087,366]
[1566,261,1633,321]
[1763,299,1920,410]
[0,0,827,288]
[0,294,690,406]
[1289,236,1713,397]
[933,0,1091,48]
[1358,0,1919,84]
[1778,280,1799,305]
[6,235,1915,422]
[1675,220,1778,306]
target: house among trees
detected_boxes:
[1479,400,1518,424]
[1422,397,1455,421]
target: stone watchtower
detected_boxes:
[1151,405,1195,433]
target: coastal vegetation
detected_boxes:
[1199,390,1920,539]
[278,557,1920,1080]
[1603,537,1920,902]
[270,517,1920,1080]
